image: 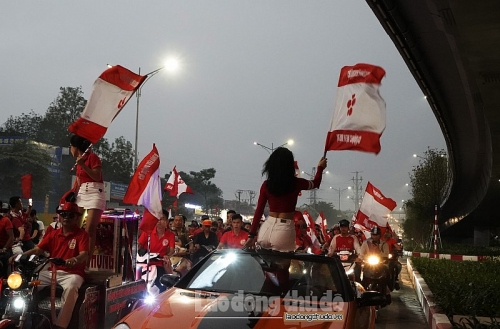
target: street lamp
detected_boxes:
[132,59,179,168]
[253,139,294,154]
[330,186,351,212]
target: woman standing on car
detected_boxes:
[244,147,327,252]
[70,134,106,261]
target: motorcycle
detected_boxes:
[334,251,358,281]
[136,252,165,296]
[387,250,403,291]
[0,254,65,329]
[361,254,391,307]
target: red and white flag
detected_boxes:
[315,211,330,244]
[123,144,162,234]
[21,173,32,199]
[69,65,146,144]
[325,63,386,154]
[164,166,194,198]
[303,211,322,254]
[355,181,397,231]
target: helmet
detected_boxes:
[338,219,350,227]
[56,202,82,215]
[202,219,212,226]
[370,226,381,235]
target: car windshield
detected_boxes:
[178,250,347,300]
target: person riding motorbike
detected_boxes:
[190,219,218,264]
[327,219,362,281]
[137,210,175,294]
[359,226,391,304]
[382,229,402,290]
[9,201,89,329]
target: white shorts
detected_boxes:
[257,216,296,252]
[76,182,106,210]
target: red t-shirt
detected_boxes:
[251,167,324,234]
[77,152,103,183]
[220,230,249,249]
[138,228,175,266]
[10,211,31,241]
[38,227,89,279]
[0,216,13,247]
[333,235,356,252]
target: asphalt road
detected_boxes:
[375,259,427,329]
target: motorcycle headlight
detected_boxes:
[13,297,25,310]
[7,272,23,289]
[367,255,380,265]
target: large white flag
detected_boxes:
[123,144,162,233]
[355,181,397,229]
[164,166,194,198]
[325,63,386,154]
[69,65,146,144]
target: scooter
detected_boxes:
[361,254,391,307]
[334,250,358,281]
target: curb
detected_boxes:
[404,251,489,261]
[406,258,453,329]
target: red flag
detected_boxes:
[164,166,194,198]
[302,211,322,254]
[123,144,162,234]
[355,182,397,230]
[325,63,386,154]
[21,174,32,199]
[69,65,146,144]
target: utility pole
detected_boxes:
[351,171,363,212]
[307,167,317,206]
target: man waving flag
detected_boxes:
[325,63,386,154]
[69,65,146,144]
[123,144,162,234]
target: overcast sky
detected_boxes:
[1,1,446,212]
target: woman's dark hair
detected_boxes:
[262,147,296,196]
[70,134,91,152]
[161,209,169,219]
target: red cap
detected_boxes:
[56,202,82,215]
[202,219,212,226]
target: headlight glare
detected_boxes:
[7,272,23,289]
[367,255,380,265]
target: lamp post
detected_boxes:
[330,186,351,212]
[131,59,179,168]
[253,139,294,154]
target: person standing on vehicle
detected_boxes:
[244,148,327,252]
[70,134,106,261]
[137,209,175,293]
[9,196,34,252]
[0,202,14,278]
[190,219,218,264]
[11,201,89,329]
[327,219,362,281]
[218,214,249,249]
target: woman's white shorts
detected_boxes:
[76,182,106,211]
[257,216,295,252]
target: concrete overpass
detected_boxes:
[366,0,500,239]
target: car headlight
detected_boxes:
[7,272,23,289]
[113,323,131,329]
[367,255,380,265]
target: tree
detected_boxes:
[1,110,43,140]
[404,148,449,248]
[93,137,134,184]
[0,140,51,201]
[37,86,87,146]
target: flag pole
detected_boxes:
[70,144,93,172]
